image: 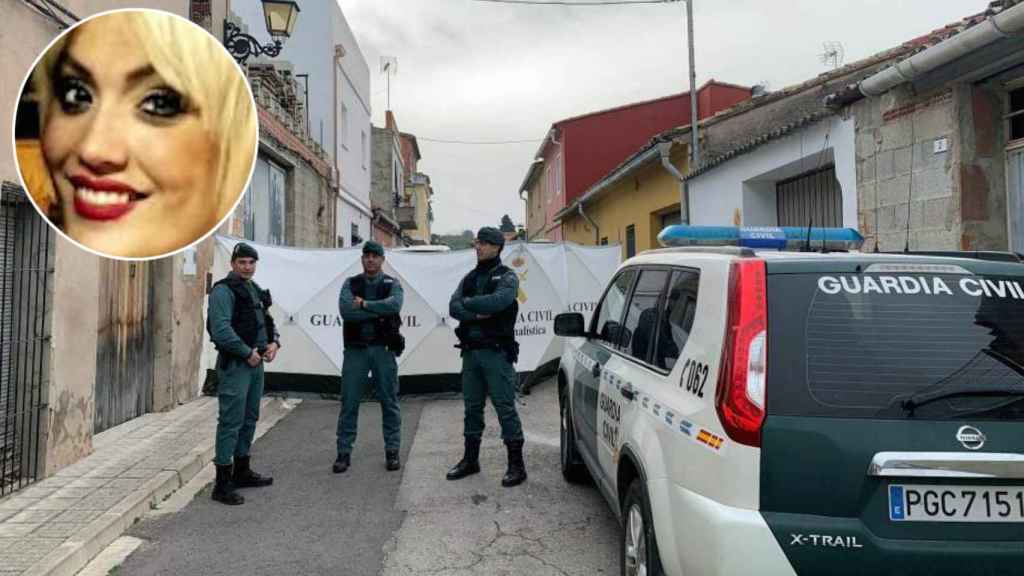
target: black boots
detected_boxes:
[233,456,273,488]
[212,464,244,505]
[446,438,527,486]
[333,453,350,474]
[386,450,401,471]
[446,437,482,480]
[501,439,527,487]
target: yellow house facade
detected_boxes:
[557,137,689,259]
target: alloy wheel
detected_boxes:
[624,503,647,576]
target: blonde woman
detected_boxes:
[28,9,257,259]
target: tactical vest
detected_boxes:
[455,263,518,354]
[343,273,403,350]
[208,275,276,354]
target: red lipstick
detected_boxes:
[68,175,139,221]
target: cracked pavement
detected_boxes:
[380,379,619,576]
[100,378,618,575]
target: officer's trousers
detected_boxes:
[460,348,523,441]
[215,356,264,466]
[337,345,401,455]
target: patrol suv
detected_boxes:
[553,226,1024,576]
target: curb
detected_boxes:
[22,397,297,576]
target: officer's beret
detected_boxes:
[231,242,259,261]
[476,226,505,248]
[362,241,385,257]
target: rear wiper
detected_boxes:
[902,389,1024,417]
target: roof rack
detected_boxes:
[893,251,1023,263]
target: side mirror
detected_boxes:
[554,312,586,338]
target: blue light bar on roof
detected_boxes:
[657,225,865,251]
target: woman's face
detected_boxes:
[41,15,221,258]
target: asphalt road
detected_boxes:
[114,379,620,576]
[119,397,424,576]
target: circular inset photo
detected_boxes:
[13,9,258,260]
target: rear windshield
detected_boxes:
[767,272,1024,420]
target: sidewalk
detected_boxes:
[0,395,298,576]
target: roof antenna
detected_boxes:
[802,217,813,252]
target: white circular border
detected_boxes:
[9,7,260,262]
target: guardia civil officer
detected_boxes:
[206,242,280,506]
[334,241,405,474]
[446,227,527,487]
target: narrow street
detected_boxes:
[118,399,422,576]
[113,380,619,575]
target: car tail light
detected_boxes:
[716,259,767,447]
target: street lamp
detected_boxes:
[224,0,301,65]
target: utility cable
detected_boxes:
[470,0,680,5]
[417,136,543,145]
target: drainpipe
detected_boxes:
[333,45,346,246]
[658,142,690,225]
[576,203,600,245]
[519,188,529,239]
[828,2,1024,106]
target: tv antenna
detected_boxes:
[820,41,845,70]
[381,56,398,110]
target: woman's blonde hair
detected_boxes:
[33,10,257,220]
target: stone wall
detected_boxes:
[853,86,960,251]
[372,127,397,213]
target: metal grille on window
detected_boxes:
[0,183,52,497]
[776,165,842,228]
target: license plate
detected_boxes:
[889,484,1024,522]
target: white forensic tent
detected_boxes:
[202,236,621,391]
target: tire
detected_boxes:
[559,387,590,484]
[621,478,664,576]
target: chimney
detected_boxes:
[385,110,397,131]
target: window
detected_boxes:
[625,225,636,258]
[600,237,608,246]
[660,209,682,230]
[617,269,670,362]
[341,104,349,149]
[361,131,367,170]
[776,166,842,227]
[592,269,636,344]
[249,157,286,245]
[767,273,1024,420]
[1010,87,1024,143]
[337,235,344,247]
[351,223,360,246]
[656,270,700,370]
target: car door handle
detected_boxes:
[620,386,635,401]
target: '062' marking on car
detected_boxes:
[789,534,864,549]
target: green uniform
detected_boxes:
[449,259,523,441]
[336,274,405,456]
[208,273,278,466]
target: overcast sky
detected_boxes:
[336,0,981,235]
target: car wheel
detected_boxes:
[621,478,664,576]
[560,387,590,484]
